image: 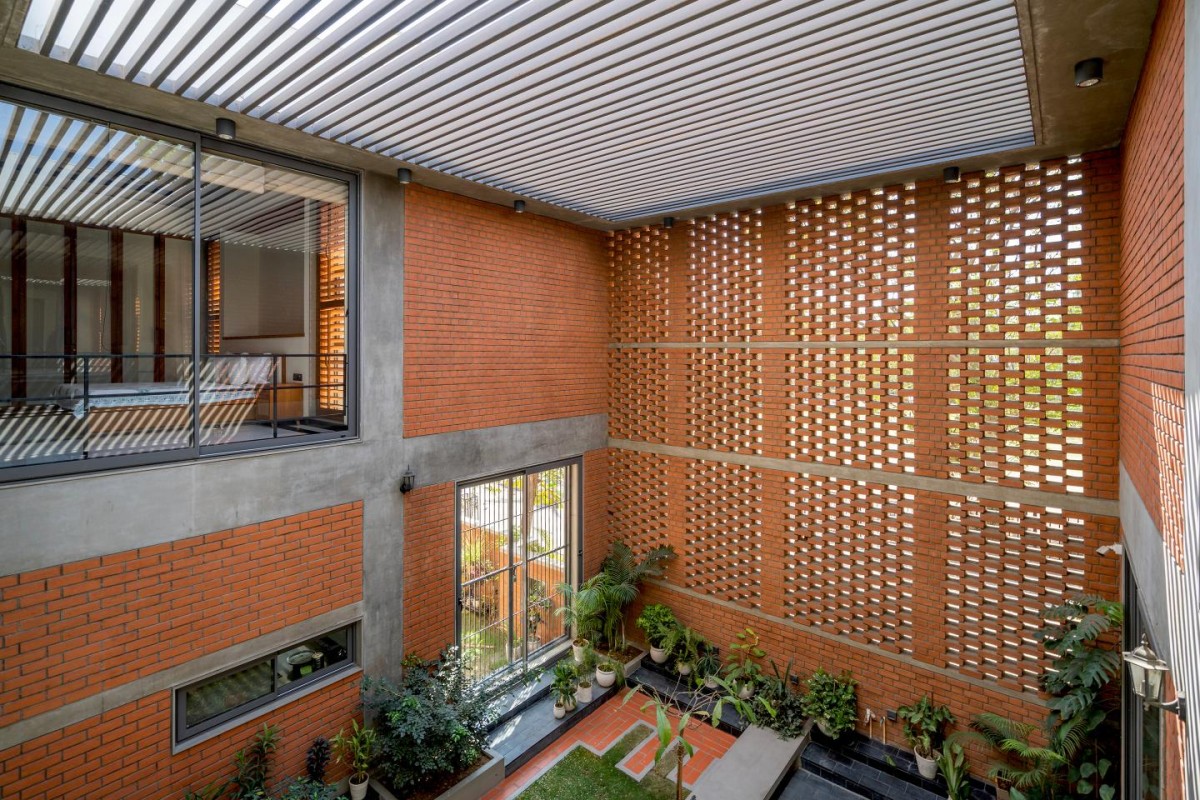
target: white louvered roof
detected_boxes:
[17,0,1034,222]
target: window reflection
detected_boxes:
[0,96,352,475]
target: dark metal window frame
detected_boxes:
[173,624,358,745]
[0,83,361,484]
[454,456,584,683]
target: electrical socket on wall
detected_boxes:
[292,373,302,382]
[886,709,898,722]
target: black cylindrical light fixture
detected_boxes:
[663,217,675,229]
[514,200,526,213]
[1074,58,1103,88]
[943,166,961,184]
[215,117,236,141]
[397,168,412,184]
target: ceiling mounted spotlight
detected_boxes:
[215,118,236,141]
[663,217,675,229]
[1074,58,1103,88]
[943,166,961,183]
[397,168,412,184]
[514,200,526,213]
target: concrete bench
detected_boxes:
[691,723,809,800]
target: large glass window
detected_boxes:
[457,461,579,683]
[0,91,354,479]
[175,625,354,744]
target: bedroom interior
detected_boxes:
[0,97,350,467]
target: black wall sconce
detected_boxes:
[215,117,236,141]
[399,468,416,494]
[1074,58,1103,88]
[514,200,526,213]
[663,216,675,229]
[943,166,961,183]
[397,167,412,184]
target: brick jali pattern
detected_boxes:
[607,150,1121,729]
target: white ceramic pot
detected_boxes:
[915,750,940,780]
[349,776,369,800]
[572,640,588,663]
[576,682,593,704]
[677,662,692,676]
[738,683,754,700]
[597,667,617,688]
[704,675,719,690]
[650,646,668,664]
[553,702,566,719]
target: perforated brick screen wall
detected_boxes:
[607,150,1120,727]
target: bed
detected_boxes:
[52,356,275,449]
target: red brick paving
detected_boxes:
[483,693,736,799]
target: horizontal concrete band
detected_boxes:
[648,579,1044,707]
[609,439,1120,517]
[611,339,1121,350]
[0,603,364,751]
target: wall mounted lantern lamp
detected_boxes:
[399,468,416,494]
[1124,634,1187,721]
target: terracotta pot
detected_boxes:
[650,646,668,664]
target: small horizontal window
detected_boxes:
[175,625,354,744]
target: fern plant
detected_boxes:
[967,594,1122,800]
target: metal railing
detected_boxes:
[0,352,348,467]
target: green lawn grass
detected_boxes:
[515,726,679,800]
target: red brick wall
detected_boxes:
[401,451,610,660]
[1120,0,1185,569]
[1120,0,1187,795]
[608,153,1122,742]
[0,503,363,798]
[0,675,357,800]
[403,185,609,437]
[402,481,459,660]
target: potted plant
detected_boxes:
[636,603,679,663]
[722,627,766,698]
[800,668,857,740]
[576,647,596,704]
[938,741,972,800]
[556,579,601,662]
[595,653,626,688]
[551,660,579,719]
[661,625,706,676]
[898,694,956,780]
[696,647,721,689]
[331,719,376,800]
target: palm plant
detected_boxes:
[554,578,601,646]
[968,712,1067,797]
[562,541,675,653]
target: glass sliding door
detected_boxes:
[457,461,578,683]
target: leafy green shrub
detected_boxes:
[800,668,857,739]
[275,777,340,800]
[758,661,807,739]
[305,737,330,783]
[230,725,279,800]
[636,603,678,648]
[897,694,954,758]
[363,648,522,794]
